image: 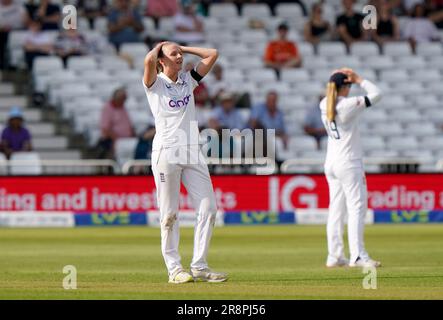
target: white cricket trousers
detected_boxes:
[324,160,370,264]
[151,145,218,277]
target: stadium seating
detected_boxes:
[9,152,43,175]
[3,1,440,174]
[114,138,138,167]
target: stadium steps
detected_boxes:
[0,73,86,161]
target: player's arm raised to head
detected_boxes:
[143,42,166,88]
[180,46,219,78]
[342,68,382,107]
[337,69,382,122]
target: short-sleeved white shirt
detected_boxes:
[142,71,200,151]
[320,95,367,165]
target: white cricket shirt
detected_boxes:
[319,80,381,165]
[143,71,200,151]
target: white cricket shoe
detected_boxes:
[168,270,194,284]
[349,257,382,268]
[326,257,350,268]
[191,268,228,283]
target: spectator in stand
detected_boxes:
[249,91,289,151]
[98,87,136,159]
[204,63,228,105]
[404,3,441,50]
[304,3,332,45]
[134,122,156,160]
[425,0,443,28]
[303,96,327,150]
[336,0,367,48]
[23,18,53,69]
[25,0,61,31]
[173,2,205,45]
[208,91,245,158]
[204,63,251,109]
[264,22,302,79]
[0,0,29,70]
[371,1,401,47]
[1,107,32,159]
[108,0,144,51]
[77,0,108,29]
[209,91,245,132]
[145,0,178,28]
[54,28,88,67]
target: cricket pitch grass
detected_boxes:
[0,225,442,299]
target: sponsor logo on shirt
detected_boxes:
[160,173,165,182]
[168,94,191,108]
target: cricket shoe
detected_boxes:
[326,257,350,268]
[168,270,194,284]
[349,257,382,268]
[191,268,228,283]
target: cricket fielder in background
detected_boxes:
[320,68,383,268]
[143,41,228,284]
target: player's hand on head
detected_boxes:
[340,68,363,84]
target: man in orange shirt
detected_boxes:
[264,23,302,77]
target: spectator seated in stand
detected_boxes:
[249,91,289,153]
[264,22,302,79]
[336,0,368,48]
[303,95,327,150]
[98,87,136,159]
[173,2,205,45]
[25,0,60,31]
[23,18,54,69]
[145,0,178,28]
[404,3,441,51]
[208,91,246,158]
[77,0,108,29]
[303,3,332,45]
[107,0,144,51]
[204,63,251,109]
[371,1,401,47]
[0,0,29,70]
[134,123,156,160]
[54,28,88,67]
[1,107,33,159]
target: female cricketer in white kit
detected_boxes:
[143,42,227,283]
[320,68,382,268]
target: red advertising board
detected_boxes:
[0,174,442,212]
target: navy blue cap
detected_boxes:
[329,72,350,89]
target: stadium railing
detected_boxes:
[281,157,438,174]
[121,157,277,175]
[0,159,119,175]
[0,157,439,175]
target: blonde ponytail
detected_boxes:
[326,82,337,122]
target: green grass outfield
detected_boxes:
[0,225,442,299]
